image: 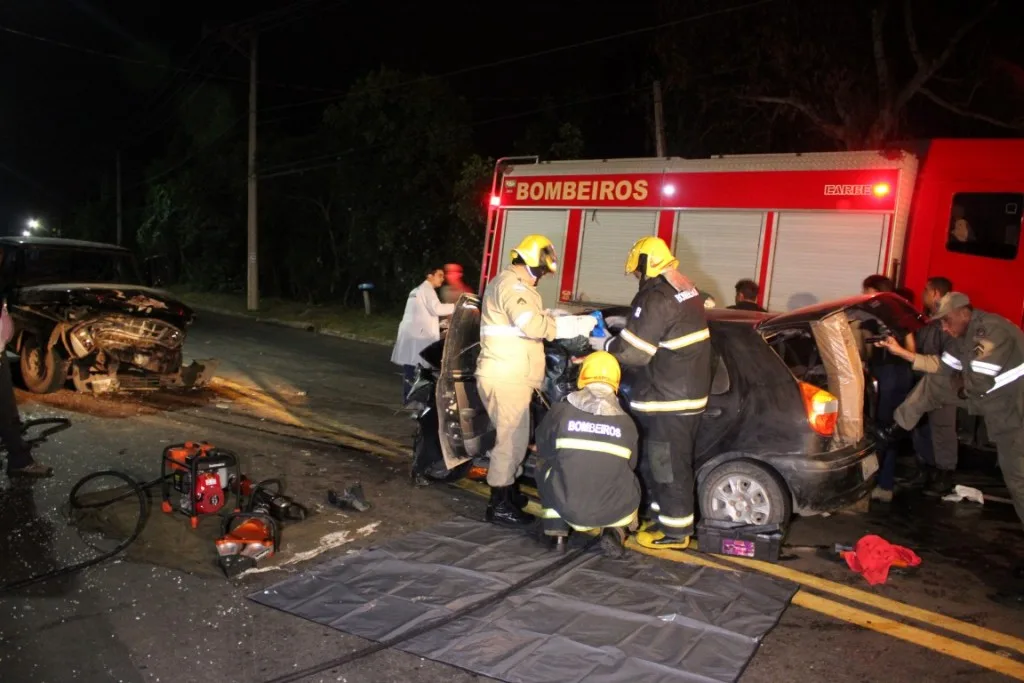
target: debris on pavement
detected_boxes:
[841,534,922,585]
[942,484,987,505]
[942,484,1014,506]
[327,483,371,512]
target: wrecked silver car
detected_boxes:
[1,236,214,393]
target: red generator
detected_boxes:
[160,441,241,528]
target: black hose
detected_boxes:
[0,470,161,594]
[260,532,600,683]
[20,416,72,446]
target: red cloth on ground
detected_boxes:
[841,534,922,585]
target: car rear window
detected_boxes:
[764,327,829,391]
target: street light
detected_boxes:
[27,218,40,230]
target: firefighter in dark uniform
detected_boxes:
[534,351,641,556]
[877,291,1024,603]
[604,236,712,550]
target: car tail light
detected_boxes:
[799,381,839,437]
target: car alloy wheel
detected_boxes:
[700,459,792,527]
[710,475,772,525]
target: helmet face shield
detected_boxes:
[538,245,558,273]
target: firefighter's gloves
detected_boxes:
[555,315,598,340]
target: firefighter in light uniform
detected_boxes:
[605,236,712,550]
[476,235,598,527]
[877,292,1024,602]
[534,351,641,555]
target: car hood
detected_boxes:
[756,292,924,334]
[12,284,194,326]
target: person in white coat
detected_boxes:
[391,266,455,401]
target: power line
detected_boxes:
[135,113,248,188]
[0,22,344,94]
[261,0,779,115]
[132,87,645,188]
[120,46,237,149]
[258,87,648,179]
[229,0,352,35]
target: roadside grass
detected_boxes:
[170,287,401,343]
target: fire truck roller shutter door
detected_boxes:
[673,211,767,305]
[768,212,888,311]
[499,209,569,307]
[576,210,659,306]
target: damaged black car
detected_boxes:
[0,236,211,393]
[432,292,924,526]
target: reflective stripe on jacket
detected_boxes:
[534,398,641,529]
[606,271,713,415]
[912,309,1024,417]
[476,267,557,388]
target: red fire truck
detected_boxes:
[479,139,1024,326]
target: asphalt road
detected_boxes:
[0,311,1022,682]
[185,311,411,439]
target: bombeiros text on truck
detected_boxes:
[478,139,1024,449]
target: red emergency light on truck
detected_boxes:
[479,139,1024,327]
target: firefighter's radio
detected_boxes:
[160,441,242,528]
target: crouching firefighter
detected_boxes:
[605,236,712,550]
[476,234,598,527]
[534,351,641,555]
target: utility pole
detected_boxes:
[653,80,666,157]
[116,151,123,245]
[246,33,259,312]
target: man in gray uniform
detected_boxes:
[908,276,959,495]
[877,291,1024,604]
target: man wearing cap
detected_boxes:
[876,291,1024,604]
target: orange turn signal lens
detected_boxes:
[798,381,839,437]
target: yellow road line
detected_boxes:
[792,592,1024,680]
[628,543,1024,681]
[712,554,1024,656]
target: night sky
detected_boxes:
[1,0,1021,232]
[0,0,655,230]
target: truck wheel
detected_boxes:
[699,459,792,527]
[19,335,70,394]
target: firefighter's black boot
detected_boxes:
[486,486,535,528]
[901,465,933,489]
[923,469,955,497]
[599,527,627,558]
[874,422,908,446]
[510,481,529,510]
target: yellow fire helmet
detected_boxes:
[510,234,558,274]
[577,351,621,393]
[624,236,678,278]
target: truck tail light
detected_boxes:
[489,194,501,207]
[799,381,839,437]
[872,183,891,197]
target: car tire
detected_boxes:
[19,335,70,394]
[699,459,792,527]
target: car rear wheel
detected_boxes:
[699,459,792,526]
[19,335,70,394]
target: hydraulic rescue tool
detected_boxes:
[216,480,290,577]
[233,476,309,521]
[160,441,242,528]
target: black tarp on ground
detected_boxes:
[248,518,797,683]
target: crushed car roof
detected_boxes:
[0,236,130,252]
